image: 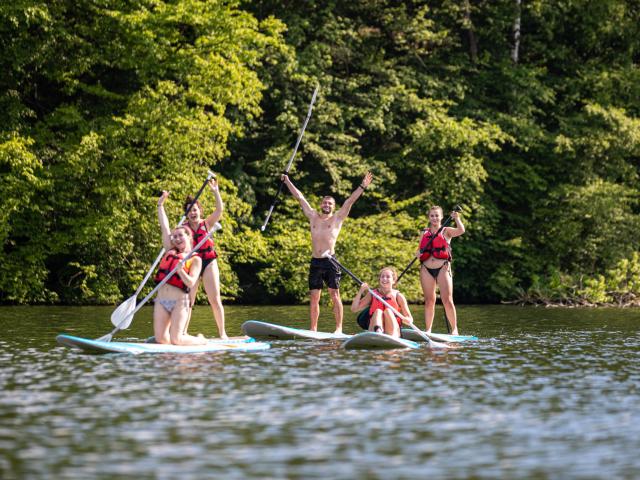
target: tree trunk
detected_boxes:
[511,0,522,63]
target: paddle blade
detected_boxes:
[110,295,137,329]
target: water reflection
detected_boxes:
[0,305,639,478]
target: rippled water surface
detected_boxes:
[1,305,640,479]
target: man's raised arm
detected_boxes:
[336,171,373,220]
[282,174,315,218]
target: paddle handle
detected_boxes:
[261,85,319,232]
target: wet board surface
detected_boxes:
[400,329,478,343]
[342,332,420,350]
[241,320,352,340]
[56,334,270,355]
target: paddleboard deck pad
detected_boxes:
[342,332,420,350]
[241,320,351,340]
[57,334,270,355]
[401,329,478,343]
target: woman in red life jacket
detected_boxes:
[182,179,227,339]
[417,206,465,335]
[154,191,207,345]
[350,267,413,338]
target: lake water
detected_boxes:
[1,304,639,479]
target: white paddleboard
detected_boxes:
[56,334,270,355]
[342,332,420,350]
[241,320,352,340]
[400,329,478,343]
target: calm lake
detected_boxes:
[1,304,639,479]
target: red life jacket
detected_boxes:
[154,250,191,293]
[184,221,217,261]
[369,289,402,327]
[419,228,451,262]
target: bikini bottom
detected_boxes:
[422,261,450,280]
[157,297,190,313]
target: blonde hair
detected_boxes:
[379,266,398,286]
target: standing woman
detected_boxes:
[418,206,465,335]
[154,191,207,345]
[183,179,227,339]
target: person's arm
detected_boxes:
[204,179,223,227]
[157,191,173,251]
[335,171,373,220]
[396,292,414,324]
[444,211,465,239]
[176,256,202,289]
[281,174,315,219]
[351,283,372,312]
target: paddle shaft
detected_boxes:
[261,85,319,232]
[131,171,216,297]
[103,223,221,339]
[396,205,462,283]
[326,256,437,346]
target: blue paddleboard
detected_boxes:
[56,334,270,355]
[241,320,351,340]
[400,328,478,343]
[342,332,421,350]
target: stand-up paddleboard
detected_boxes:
[56,334,270,355]
[241,320,352,341]
[401,329,478,343]
[342,332,420,350]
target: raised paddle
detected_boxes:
[396,204,462,283]
[321,252,447,348]
[261,85,319,232]
[110,171,216,329]
[98,222,222,342]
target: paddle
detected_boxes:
[97,222,222,342]
[110,171,216,329]
[321,252,447,348]
[261,85,320,232]
[396,205,462,283]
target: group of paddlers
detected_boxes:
[152,172,465,345]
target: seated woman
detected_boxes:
[154,191,207,345]
[350,267,413,338]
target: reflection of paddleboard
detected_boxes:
[401,329,478,343]
[56,334,270,355]
[241,320,351,340]
[342,332,420,350]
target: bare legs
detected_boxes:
[420,264,458,335]
[369,309,400,337]
[201,259,227,339]
[153,302,206,345]
[309,288,343,333]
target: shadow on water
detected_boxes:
[1,305,639,479]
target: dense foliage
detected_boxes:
[1,0,639,306]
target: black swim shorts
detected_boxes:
[308,257,342,290]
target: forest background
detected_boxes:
[2,0,639,306]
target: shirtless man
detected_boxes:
[282,171,374,334]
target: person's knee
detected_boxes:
[328,289,341,302]
[424,297,436,307]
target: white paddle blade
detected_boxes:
[212,222,222,232]
[110,295,137,329]
[320,250,332,259]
